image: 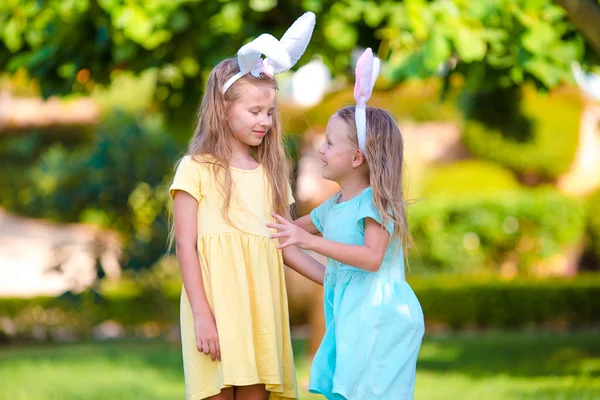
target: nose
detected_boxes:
[260,112,272,129]
[318,143,325,154]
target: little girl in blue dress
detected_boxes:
[268,48,425,400]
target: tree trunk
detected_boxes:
[554,0,600,55]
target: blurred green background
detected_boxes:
[1,1,600,399]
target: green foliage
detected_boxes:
[0,341,186,399]
[587,189,600,259]
[421,160,521,198]
[408,188,586,273]
[0,0,596,102]
[2,274,600,342]
[1,335,600,400]
[462,85,582,179]
[377,0,587,90]
[411,274,600,329]
[0,112,179,270]
[0,0,317,102]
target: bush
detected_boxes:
[409,188,586,273]
[462,85,582,179]
[587,189,600,260]
[409,275,600,330]
[421,160,520,198]
[0,112,180,270]
[2,274,599,342]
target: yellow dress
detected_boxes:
[169,155,297,400]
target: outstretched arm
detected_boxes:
[293,214,320,235]
[281,246,325,285]
[269,213,389,273]
[274,213,325,285]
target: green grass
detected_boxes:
[0,333,599,399]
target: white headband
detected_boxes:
[222,12,316,94]
[353,48,380,152]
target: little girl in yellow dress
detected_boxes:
[169,13,322,400]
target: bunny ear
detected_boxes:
[354,48,380,152]
[371,57,381,90]
[224,34,292,93]
[354,48,380,107]
[222,12,316,94]
[238,34,291,75]
[273,11,316,74]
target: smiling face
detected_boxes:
[318,114,359,183]
[227,81,276,149]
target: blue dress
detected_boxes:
[309,187,425,400]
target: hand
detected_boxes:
[267,213,313,250]
[194,312,221,361]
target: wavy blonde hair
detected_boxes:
[336,106,412,253]
[168,58,290,250]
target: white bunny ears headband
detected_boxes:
[354,48,380,152]
[222,12,316,94]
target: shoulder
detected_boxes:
[310,193,339,231]
[357,187,375,207]
[177,154,217,172]
[322,192,340,210]
[182,153,212,164]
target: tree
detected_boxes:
[1,0,598,106]
[555,0,600,56]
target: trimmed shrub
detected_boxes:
[421,160,520,198]
[587,189,600,260]
[2,274,599,341]
[409,188,586,273]
[409,275,600,330]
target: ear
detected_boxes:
[352,148,366,168]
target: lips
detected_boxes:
[253,130,267,138]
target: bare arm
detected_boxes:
[294,214,320,235]
[270,214,389,272]
[173,191,220,361]
[282,246,325,285]
[281,213,325,284]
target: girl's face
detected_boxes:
[318,114,357,182]
[227,82,276,149]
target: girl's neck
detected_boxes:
[338,178,370,202]
[230,141,257,169]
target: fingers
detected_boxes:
[201,341,210,355]
[198,338,220,361]
[209,341,218,361]
[271,213,290,224]
[266,223,286,231]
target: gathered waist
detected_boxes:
[325,264,407,284]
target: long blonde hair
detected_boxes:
[336,106,412,253]
[168,59,290,251]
